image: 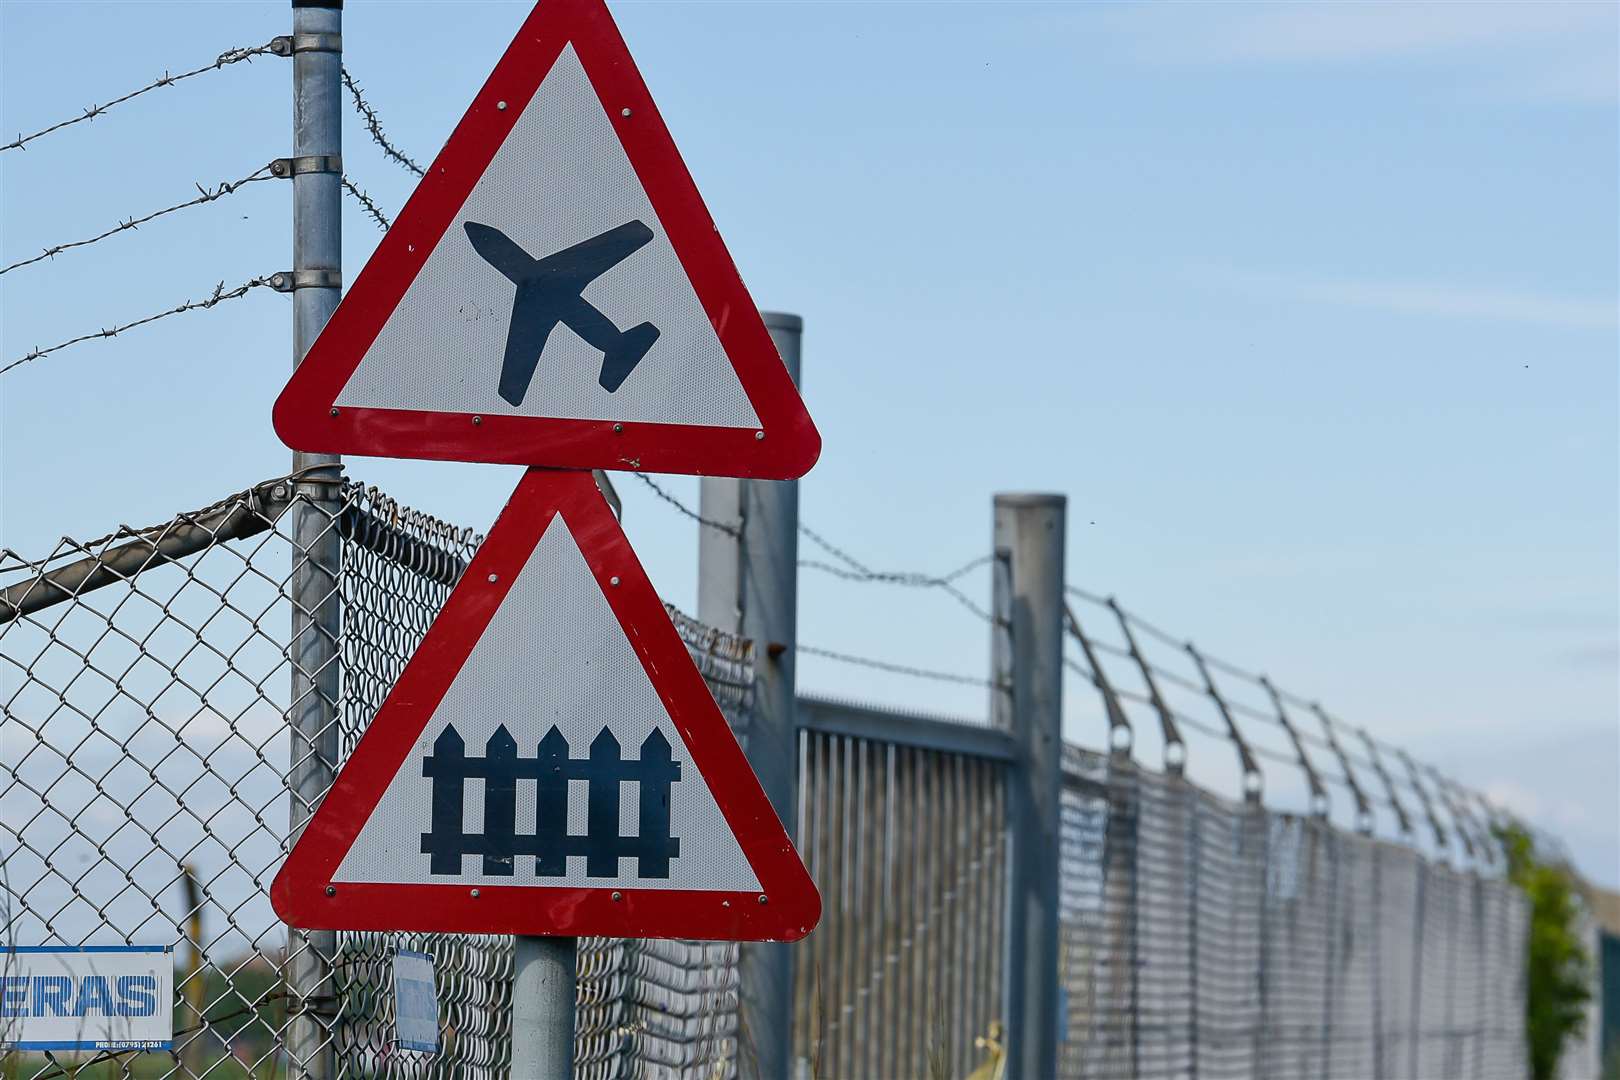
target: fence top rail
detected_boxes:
[796,694,1012,763]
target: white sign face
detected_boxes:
[0,946,173,1052]
[332,512,760,893]
[392,950,439,1054]
[335,44,758,430]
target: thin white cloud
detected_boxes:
[1196,2,1611,64]
[1486,778,1592,832]
[1099,1,1618,105]
[1200,265,1618,330]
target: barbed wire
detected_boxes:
[342,175,393,231]
[797,642,999,689]
[799,553,996,623]
[342,67,425,177]
[2,277,275,378]
[1062,584,1510,838]
[3,41,282,154]
[632,472,740,538]
[1,165,278,277]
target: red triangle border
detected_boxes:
[272,0,819,480]
[271,468,820,941]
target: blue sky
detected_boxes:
[2,2,1615,886]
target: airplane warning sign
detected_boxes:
[271,469,820,940]
[272,0,819,479]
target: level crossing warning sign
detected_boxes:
[272,0,819,479]
[271,469,820,940]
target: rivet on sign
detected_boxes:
[613,422,624,433]
[757,894,768,905]
[329,407,340,417]
[472,415,483,426]
[325,885,336,897]
[611,890,622,902]
[470,888,480,898]
[754,431,765,441]
[620,107,632,118]
[407,244,415,253]
[497,100,508,111]
[487,574,499,584]
[609,576,621,587]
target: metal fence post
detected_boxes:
[698,311,802,1080]
[287,2,342,1077]
[512,935,577,1076]
[991,492,1066,1080]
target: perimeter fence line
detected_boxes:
[1,470,1551,1080]
[0,19,1586,1080]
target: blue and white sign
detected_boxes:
[392,949,439,1054]
[0,946,173,1051]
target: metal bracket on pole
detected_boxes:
[1452,775,1497,863]
[1186,643,1262,803]
[272,155,343,179]
[1424,767,1481,863]
[1358,729,1413,839]
[271,269,343,293]
[1310,704,1374,835]
[1105,598,1186,773]
[1395,749,1450,854]
[271,33,343,57]
[1261,678,1328,818]
[1063,603,1133,758]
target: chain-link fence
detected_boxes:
[1,475,747,1079]
[1057,745,1529,1080]
[3,473,1545,1080]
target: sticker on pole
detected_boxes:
[392,950,440,1054]
[271,469,820,940]
[271,0,819,479]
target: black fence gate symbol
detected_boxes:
[420,723,681,878]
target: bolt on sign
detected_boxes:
[272,0,820,480]
[272,471,820,940]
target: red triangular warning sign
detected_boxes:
[271,469,820,940]
[273,0,818,480]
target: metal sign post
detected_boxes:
[513,935,577,1076]
[287,1,342,1078]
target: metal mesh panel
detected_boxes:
[1057,746,1532,1080]
[1,476,749,1079]
[792,729,1008,1079]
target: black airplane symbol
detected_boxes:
[463,219,660,406]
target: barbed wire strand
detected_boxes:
[2,277,275,378]
[341,67,425,177]
[629,471,997,621]
[3,42,282,154]
[797,642,999,689]
[632,472,740,538]
[1062,583,1509,829]
[342,175,393,231]
[1,166,278,276]
[799,554,997,623]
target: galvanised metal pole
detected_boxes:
[992,493,1066,1080]
[511,935,577,1077]
[697,311,802,1080]
[287,2,342,1077]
